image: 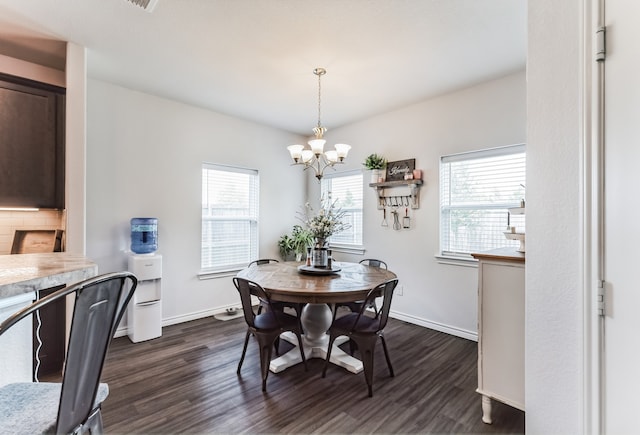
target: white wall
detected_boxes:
[86,79,306,325]
[87,72,525,337]
[526,1,585,433]
[318,71,526,339]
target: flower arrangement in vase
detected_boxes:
[301,199,351,245]
[300,198,351,267]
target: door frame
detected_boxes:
[582,0,605,433]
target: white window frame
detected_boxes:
[200,163,259,276]
[439,144,526,263]
[320,170,364,254]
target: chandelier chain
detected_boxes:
[317,70,322,129]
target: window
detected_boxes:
[320,170,363,247]
[201,163,259,272]
[440,144,526,258]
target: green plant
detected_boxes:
[277,233,294,259]
[291,225,314,254]
[362,153,387,170]
[278,225,314,260]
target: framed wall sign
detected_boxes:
[385,158,416,181]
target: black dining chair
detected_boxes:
[322,278,398,397]
[248,259,302,345]
[234,277,307,392]
[332,259,388,320]
[0,271,138,434]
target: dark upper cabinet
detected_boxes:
[0,73,65,209]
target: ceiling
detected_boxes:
[0,0,526,136]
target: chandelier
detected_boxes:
[287,68,351,180]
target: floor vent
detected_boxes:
[125,0,159,12]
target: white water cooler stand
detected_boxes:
[127,253,162,343]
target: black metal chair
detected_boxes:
[0,271,138,434]
[247,258,280,268]
[322,278,398,397]
[234,277,307,392]
[248,259,302,339]
[332,259,388,319]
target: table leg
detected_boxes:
[268,303,364,374]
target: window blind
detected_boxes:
[320,171,363,246]
[440,144,526,257]
[201,163,259,271]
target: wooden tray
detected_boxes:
[297,264,342,275]
[11,229,63,254]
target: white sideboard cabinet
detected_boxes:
[471,248,525,424]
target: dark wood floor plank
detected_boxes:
[100,316,524,433]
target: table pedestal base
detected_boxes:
[269,303,363,374]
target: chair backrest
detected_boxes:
[248,258,279,267]
[353,279,398,332]
[359,258,388,269]
[233,277,271,328]
[0,271,138,434]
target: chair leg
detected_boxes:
[349,339,357,356]
[274,336,280,356]
[354,335,378,397]
[84,407,104,435]
[379,333,394,377]
[322,332,338,378]
[237,329,251,374]
[256,334,275,392]
[294,329,308,371]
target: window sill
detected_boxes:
[198,268,242,280]
[329,244,366,256]
[435,254,478,268]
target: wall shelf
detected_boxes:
[369,179,423,209]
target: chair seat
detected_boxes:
[0,382,109,435]
[332,312,381,334]
[253,310,299,330]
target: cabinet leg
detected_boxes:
[481,395,493,424]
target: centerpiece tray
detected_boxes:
[297,264,342,275]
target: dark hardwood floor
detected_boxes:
[101,315,524,434]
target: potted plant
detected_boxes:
[363,153,387,183]
[277,233,294,260]
[291,225,314,261]
[278,225,314,261]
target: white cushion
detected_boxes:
[0,382,108,435]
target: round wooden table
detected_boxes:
[236,261,397,374]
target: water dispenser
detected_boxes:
[130,217,158,254]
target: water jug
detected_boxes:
[130,217,158,254]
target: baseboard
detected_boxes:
[114,305,478,342]
[389,310,478,342]
[113,303,241,339]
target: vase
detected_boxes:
[371,169,381,183]
[311,238,329,268]
[311,247,328,268]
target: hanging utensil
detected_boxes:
[403,207,410,229]
[392,209,401,230]
[381,207,388,227]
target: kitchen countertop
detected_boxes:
[0,253,98,299]
[471,248,525,263]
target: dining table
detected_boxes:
[235,261,397,374]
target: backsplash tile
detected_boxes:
[0,210,65,254]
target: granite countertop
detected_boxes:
[0,253,98,299]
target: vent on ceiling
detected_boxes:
[125,0,158,12]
